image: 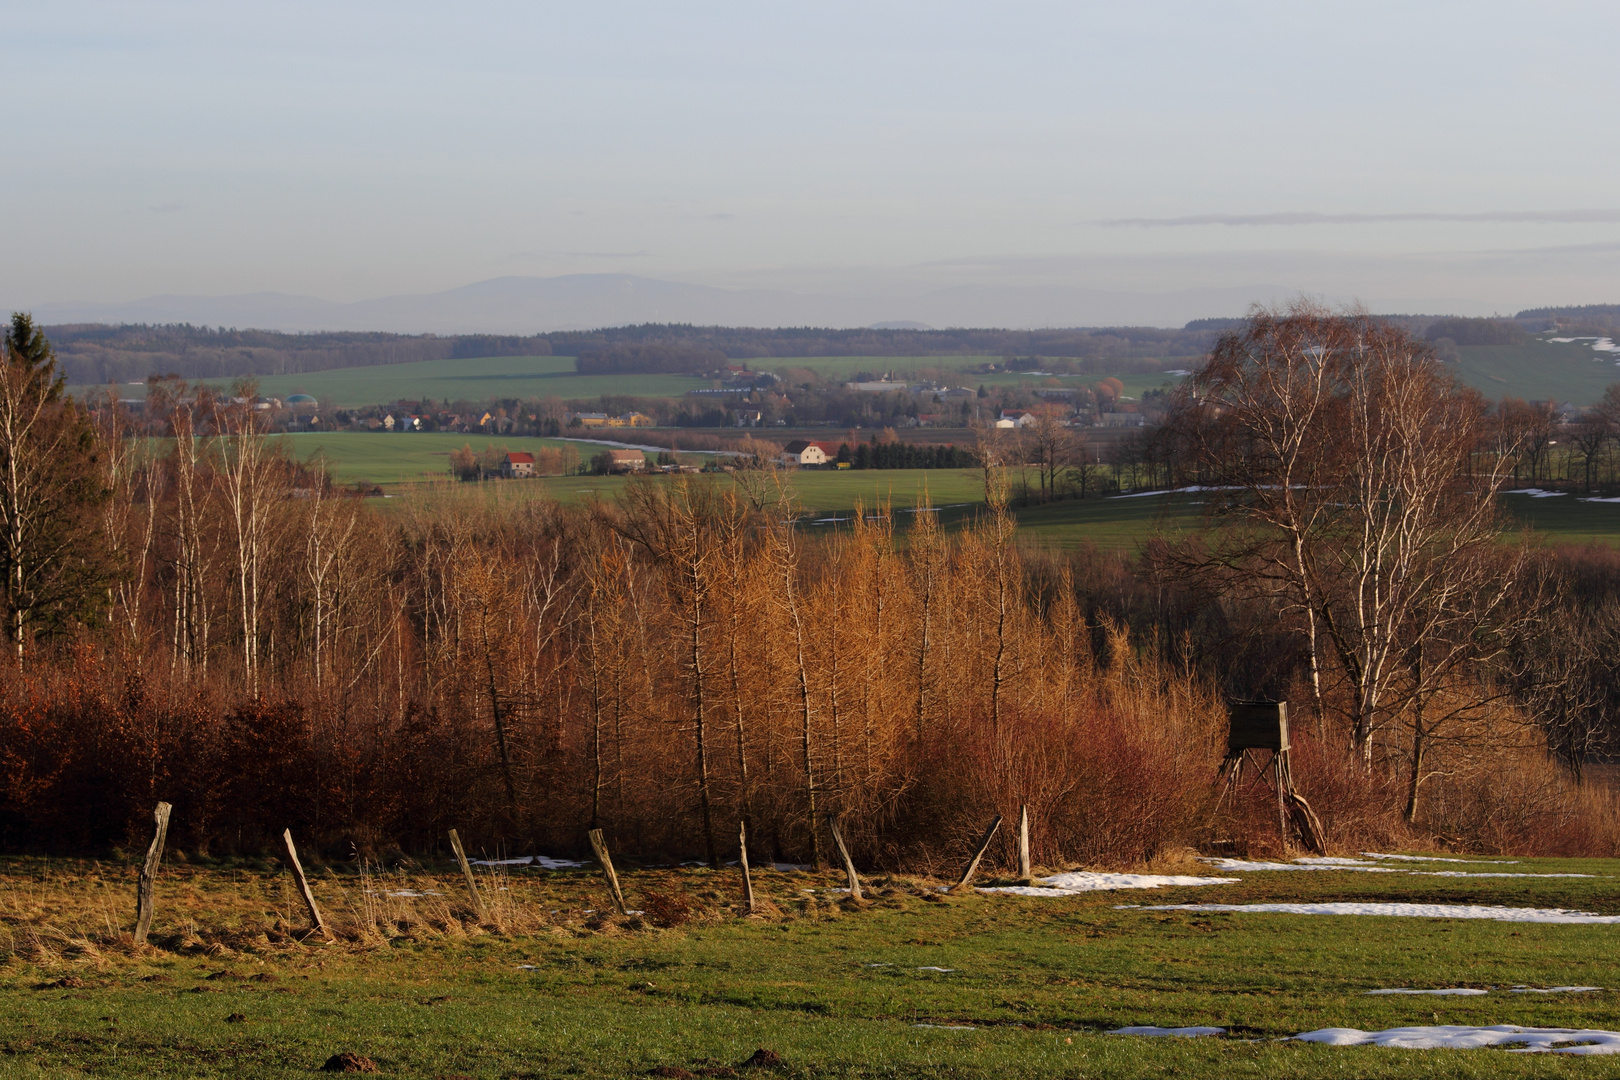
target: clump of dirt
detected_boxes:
[321,1051,380,1073]
[740,1049,783,1070]
[225,1013,246,1023]
[36,976,87,990]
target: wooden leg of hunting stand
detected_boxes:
[448,829,489,922]
[738,819,756,914]
[827,818,863,902]
[587,828,628,915]
[949,815,1002,894]
[133,802,172,945]
[282,829,333,942]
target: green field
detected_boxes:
[6,853,1620,1077]
[266,436,1620,550]
[278,432,686,487]
[1455,338,1620,405]
[193,356,714,408]
[83,354,1188,410]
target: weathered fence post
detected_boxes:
[1017,804,1032,884]
[587,828,628,915]
[949,814,1003,894]
[827,817,863,902]
[447,829,488,922]
[738,819,756,914]
[133,801,172,945]
[281,829,333,941]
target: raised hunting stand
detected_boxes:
[1216,700,1326,854]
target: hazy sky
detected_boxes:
[5,1,1620,319]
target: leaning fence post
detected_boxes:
[827,817,863,902]
[738,819,756,914]
[447,829,489,921]
[133,801,172,944]
[587,828,628,915]
[281,829,333,941]
[949,814,1002,894]
[1017,804,1033,884]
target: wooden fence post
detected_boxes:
[738,818,756,914]
[1017,804,1032,884]
[949,814,1002,894]
[133,801,172,945]
[447,829,489,922]
[281,829,333,941]
[587,828,628,915]
[827,817,863,902]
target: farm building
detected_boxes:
[606,449,647,472]
[996,409,1036,428]
[780,439,840,467]
[500,452,535,478]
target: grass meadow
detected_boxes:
[1454,339,1620,406]
[5,853,1620,1077]
[141,354,1189,409]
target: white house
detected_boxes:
[780,439,838,467]
[996,409,1036,429]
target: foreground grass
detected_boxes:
[4,854,1620,1077]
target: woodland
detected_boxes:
[3,306,1620,871]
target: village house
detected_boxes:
[606,448,646,472]
[996,409,1036,429]
[734,408,763,427]
[780,439,840,467]
[572,412,610,428]
[500,451,535,478]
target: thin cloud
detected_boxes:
[1094,210,1620,228]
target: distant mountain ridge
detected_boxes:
[25,273,1298,335]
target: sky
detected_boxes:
[4,1,1620,327]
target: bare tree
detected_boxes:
[1163,302,1522,765]
[0,315,108,657]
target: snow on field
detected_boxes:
[1206,855,1585,878]
[1512,986,1604,994]
[470,855,586,869]
[1294,1025,1620,1055]
[1132,902,1620,923]
[1203,857,1396,873]
[1504,488,1568,497]
[1111,486,1235,499]
[1363,853,1516,864]
[1110,1026,1226,1038]
[979,871,1238,896]
[1366,988,1487,996]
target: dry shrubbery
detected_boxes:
[0,459,1616,867]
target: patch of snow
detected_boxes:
[1579,496,1620,503]
[1413,871,1592,879]
[1202,857,1396,873]
[863,963,893,968]
[913,1023,976,1030]
[915,966,956,973]
[469,855,586,869]
[1512,986,1604,994]
[1293,1024,1620,1055]
[1110,1026,1226,1038]
[1133,902,1620,924]
[517,964,540,970]
[1503,488,1568,497]
[980,871,1238,896]
[1111,485,1237,499]
[1363,852,1516,864]
[384,889,443,898]
[1366,988,1488,996]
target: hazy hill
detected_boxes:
[27,273,1295,335]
